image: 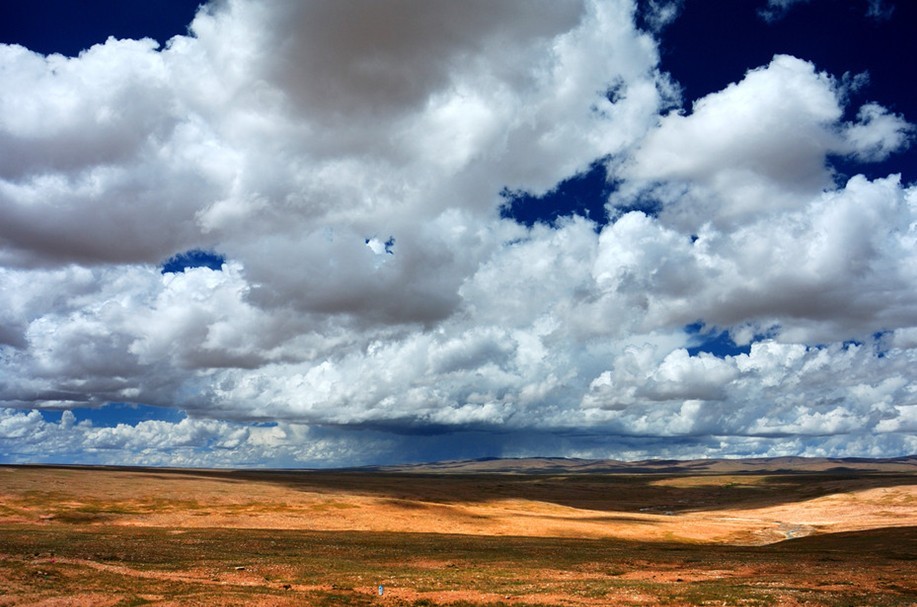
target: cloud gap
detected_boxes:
[160,249,226,274]
[500,159,615,229]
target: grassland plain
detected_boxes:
[0,458,914,606]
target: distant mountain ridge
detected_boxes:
[7,455,915,475]
[377,455,917,475]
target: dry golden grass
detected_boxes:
[0,460,914,606]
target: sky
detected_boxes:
[1,0,915,468]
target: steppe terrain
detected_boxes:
[0,457,914,606]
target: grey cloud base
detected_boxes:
[1,0,916,466]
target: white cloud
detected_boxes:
[578,338,917,442]
[842,103,913,162]
[677,174,917,342]
[0,0,915,465]
[890,327,917,349]
[0,408,392,467]
[581,345,737,411]
[3,404,915,467]
[0,40,171,177]
[758,0,811,22]
[865,0,895,20]
[613,55,911,231]
[639,0,683,32]
[759,0,895,23]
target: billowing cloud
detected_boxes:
[614,55,911,229]
[0,0,915,466]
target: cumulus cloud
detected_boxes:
[613,55,911,230]
[0,408,388,467]
[3,405,914,467]
[842,103,913,161]
[0,0,915,465]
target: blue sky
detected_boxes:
[1,0,915,467]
